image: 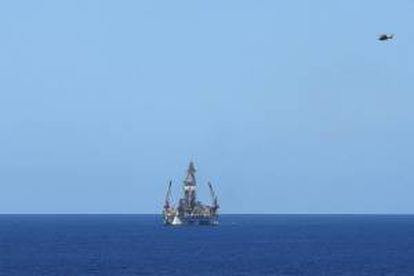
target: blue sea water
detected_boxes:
[0,215,414,275]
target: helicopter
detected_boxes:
[378,34,394,41]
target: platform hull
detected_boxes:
[164,215,218,226]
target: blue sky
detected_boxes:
[0,1,413,213]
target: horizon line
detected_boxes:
[0,212,413,215]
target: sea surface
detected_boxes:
[0,215,414,275]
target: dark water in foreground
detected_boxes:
[1,215,414,275]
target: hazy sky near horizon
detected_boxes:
[1,1,414,213]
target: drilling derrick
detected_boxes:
[183,161,197,210]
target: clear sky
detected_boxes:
[0,1,413,213]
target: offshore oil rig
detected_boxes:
[162,162,219,226]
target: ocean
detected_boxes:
[0,215,413,275]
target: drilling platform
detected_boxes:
[163,162,219,226]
